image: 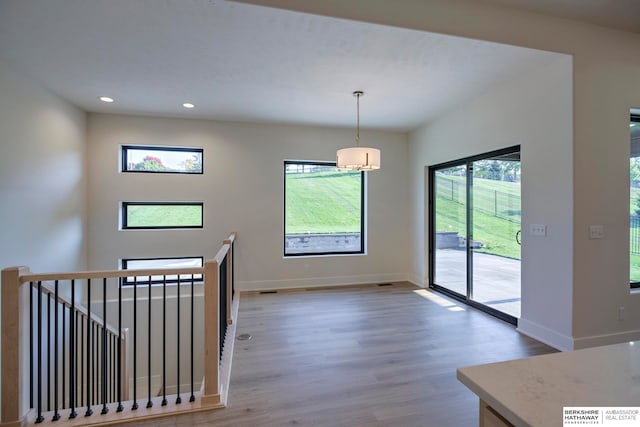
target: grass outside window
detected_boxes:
[122,202,203,229]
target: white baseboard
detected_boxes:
[407,273,426,288]
[517,318,574,351]
[237,273,409,292]
[572,329,640,350]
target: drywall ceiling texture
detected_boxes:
[241,0,640,351]
[0,0,557,132]
[86,114,410,291]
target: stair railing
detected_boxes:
[1,232,237,426]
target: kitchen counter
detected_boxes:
[457,341,640,426]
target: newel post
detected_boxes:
[1,266,30,427]
[201,260,220,406]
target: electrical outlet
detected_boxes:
[529,224,546,237]
[619,306,625,321]
[589,225,604,239]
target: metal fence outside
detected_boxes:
[435,175,521,224]
[631,215,640,255]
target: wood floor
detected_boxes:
[131,282,556,427]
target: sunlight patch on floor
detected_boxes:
[412,289,465,311]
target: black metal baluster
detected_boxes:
[94,322,98,407]
[147,276,152,409]
[232,240,235,298]
[69,280,77,419]
[190,274,195,402]
[30,283,33,409]
[80,312,84,407]
[176,275,181,404]
[132,276,138,410]
[47,292,51,413]
[102,277,108,415]
[36,282,44,423]
[92,322,96,407]
[112,333,116,402]
[62,303,66,410]
[86,279,93,417]
[117,276,123,412]
[161,275,167,406]
[53,281,61,420]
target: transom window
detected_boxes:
[284,161,365,256]
[121,145,203,174]
[121,202,203,229]
[120,257,203,286]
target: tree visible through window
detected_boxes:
[284,161,364,256]
[121,145,203,173]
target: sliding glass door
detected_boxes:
[433,165,467,295]
[430,147,521,324]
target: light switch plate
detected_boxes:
[589,225,604,239]
[530,224,546,237]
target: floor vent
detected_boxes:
[378,283,393,287]
[259,290,278,294]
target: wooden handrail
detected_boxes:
[224,232,237,244]
[2,232,237,426]
[213,244,230,265]
[19,267,204,284]
[223,233,236,326]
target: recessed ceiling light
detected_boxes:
[183,103,195,109]
[99,96,114,103]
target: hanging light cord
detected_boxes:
[355,92,361,147]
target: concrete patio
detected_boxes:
[434,248,521,317]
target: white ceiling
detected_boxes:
[0,0,567,132]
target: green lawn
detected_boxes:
[435,194,521,260]
[285,170,361,234]
[631,254,640,282]
[126,205,202,227]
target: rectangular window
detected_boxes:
[284,161,364,256]
[121,256,203,286]
[122,202,203,229]
[121,145,203,174]
[630,112,640,287]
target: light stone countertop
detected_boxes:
[457,341,640,427]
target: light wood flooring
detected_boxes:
[131,282,556,426]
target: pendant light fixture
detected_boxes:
[337,91,380,171]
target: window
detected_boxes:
[121,145,203,174]
[121,257,203,286]
[121,202,203,229]
[630,113,640,287]
[284,161,364,256]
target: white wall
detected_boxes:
[0,62,87,274]
[0,60,86,419]
[243,0,640,350]
[86,114,410,291]
[409,56,574,349]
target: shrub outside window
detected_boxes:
[121,145,203,174]
[284,161,365,256]
[120,256,203,286]
[122,202,203,229]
